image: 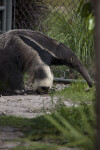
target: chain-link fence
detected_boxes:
[12,0,94,80]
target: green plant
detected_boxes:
[0,97,95,149]
[11,142,58,150]
[43,5,94,68]
[54,82,95,102]
[77,0,95,32]
[45,102,96,150]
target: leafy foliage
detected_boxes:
[77,0,95,31]
[46,102,96,150]
[54,82,95,102]
[42,1,94,69]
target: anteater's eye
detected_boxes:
[70,57,74,62]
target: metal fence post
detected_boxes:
[1,0,6,32]
[0,0,12,33]
[6,0,12,31]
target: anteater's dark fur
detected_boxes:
[0,29,92,94]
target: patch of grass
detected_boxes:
[0,115,61,142]
[46,103,96,150]
[0,101,95,144]
[0,82,95,149]
[11,141,58,150]
[54,82,95,102]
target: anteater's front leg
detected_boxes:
[6,63,25,94]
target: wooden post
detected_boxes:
[95,0,100,149]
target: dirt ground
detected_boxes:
[0,84,75,118]
[0,84,77,150]
[0,94,75,118]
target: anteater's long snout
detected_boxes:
[77,65,92,87]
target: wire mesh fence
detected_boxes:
[12,0,94,80]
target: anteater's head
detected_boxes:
[56,43,92,87]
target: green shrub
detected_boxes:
[43,9,94,68]
[46,102,96,150]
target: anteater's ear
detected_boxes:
[55,43,68,59]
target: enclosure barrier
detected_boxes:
[0,0,12,32]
